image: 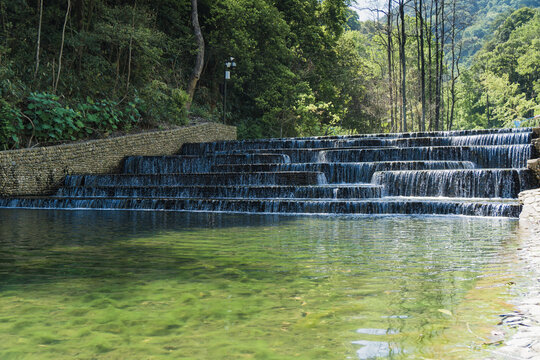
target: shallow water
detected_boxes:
[0,210,523,359]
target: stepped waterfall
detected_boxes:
[1,128,538,217]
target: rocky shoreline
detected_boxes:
[485,192,540,360]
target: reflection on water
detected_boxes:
[0,209,522,359]
[352,340,394,359]
[356,329,398,335]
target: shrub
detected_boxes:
[76,97,141,136]
[0,98,24,149]
[140,80,188,126]
[24,92,84,142]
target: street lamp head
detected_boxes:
[226,57,236,68]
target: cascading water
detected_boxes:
[0,127,538,217]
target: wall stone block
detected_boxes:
[0,123,236,196]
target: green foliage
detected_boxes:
[189,103,220,123]
[0,98,24,149]
[0,0,356,142]
[24,93,83,142]
[456,7,540,129]
[2,0,536,145]
[140,81,188,126]
[76,97,142,136]
[202,0,350,138]
[293,93,337,136]
[236,118,264,139]
[459,0,539,64]
[13,92,142,146]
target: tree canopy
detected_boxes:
[0,0,538,149]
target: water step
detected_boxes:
[180,132,532,153]
[1,127,534,218]
[64,172,328,187]
[373,169,538,198]
[283,127,536,141]
[56,184,383,199]
[206,144,532,166]
[225,127,534,142]
[210,161,476,183]
[123,154,291,174]
[319,145,533,169]
[0,197,521,218]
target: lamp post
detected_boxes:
[223,57,236,123]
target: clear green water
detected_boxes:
[0,210,523,359]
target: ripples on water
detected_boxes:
[0,209,522,359]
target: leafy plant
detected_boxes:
[140,80,188,126]
[76,96,142,136]
[0,98,24,149]
[24,92,84,143]
[188,103,220,122]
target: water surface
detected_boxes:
[0,210,522,359]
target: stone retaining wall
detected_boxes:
[0,123,236,196]
[521,128,540,223]
[519,188,540,225]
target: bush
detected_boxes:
[19,92,142,145]
[0,98,24,150]
[189,103,220,122]
[140,80,188,126]
[76,97,141,136]
[24,92,84,142]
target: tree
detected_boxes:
[414,0,426,131]
[455,7,539,129]
[54,0,71,94]
[398,0,407,132]
[186,0,204,110]
[33,0,43,81]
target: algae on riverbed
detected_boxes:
[0,210,522,359]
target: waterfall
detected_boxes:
[1,127,537,217]
[372,169,534,198]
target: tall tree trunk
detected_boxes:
[427,1,433,130]
[126,1,137,93]
[418,0,426,131]
[34,0,43,81]
[438,0,445,130]
[434,0,440,131]
[186,0,205,111]
[399,0,407,132]
[486,92,490,127]
[387,0,395,132]
[448,0,457,130]
[415,1,421,128]
[54,0,71,94]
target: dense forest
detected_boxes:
[0,0,538,149]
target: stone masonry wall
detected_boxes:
[520,127,540,224]
[0,122,236,196]
[514,129,540,360]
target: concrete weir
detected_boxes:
[0,127,539,217]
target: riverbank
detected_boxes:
[485,216,540,360]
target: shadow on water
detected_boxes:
[0,209,306,288]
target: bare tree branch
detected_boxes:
[33,0,43,81]
[54,0,71,94]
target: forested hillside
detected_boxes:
[0,0,539,148]
[458,0,539,63]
